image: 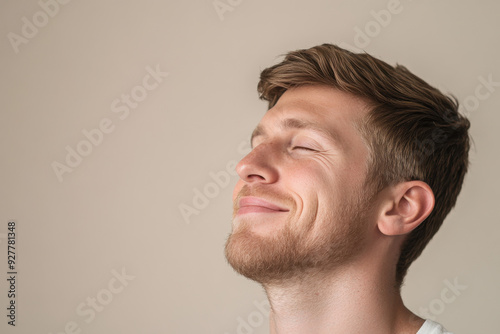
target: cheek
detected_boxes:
[287,160,345,211]
[285,162,333,207]
[289,159,334,186]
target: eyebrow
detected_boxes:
[250,118,341,148]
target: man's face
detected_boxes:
[225,85,375,283]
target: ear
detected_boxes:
[377,181,435,236]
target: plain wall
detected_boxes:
[0,0,498,333]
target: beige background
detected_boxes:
[0,0,499,333]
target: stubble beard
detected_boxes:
[224,186,371,285]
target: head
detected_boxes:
[225,44,470,287]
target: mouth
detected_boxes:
[237,196,290,215]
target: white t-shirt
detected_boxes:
[417,319,453,334]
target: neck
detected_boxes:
[263,246,424,334]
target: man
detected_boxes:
[225,44,470,333]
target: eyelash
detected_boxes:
[292,146,316,151]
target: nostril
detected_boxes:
[247,174,266,181]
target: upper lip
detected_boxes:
[238,196,289,212]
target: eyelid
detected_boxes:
[250,140,261,150]
[251,135,323,151]
[291,137,322,152]
[292,146,316,151]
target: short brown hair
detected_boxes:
[257,44,470,286]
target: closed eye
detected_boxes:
[292,146,316,151]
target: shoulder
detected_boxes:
[416,319,454,334]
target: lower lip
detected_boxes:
[237,206,288,215]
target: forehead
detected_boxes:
[254,85,369,144]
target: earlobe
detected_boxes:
[377,181,435,236]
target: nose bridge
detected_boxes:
[236,140,280,183]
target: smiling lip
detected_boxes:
[237,196,289,215]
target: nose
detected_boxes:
[235,143,279,184]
